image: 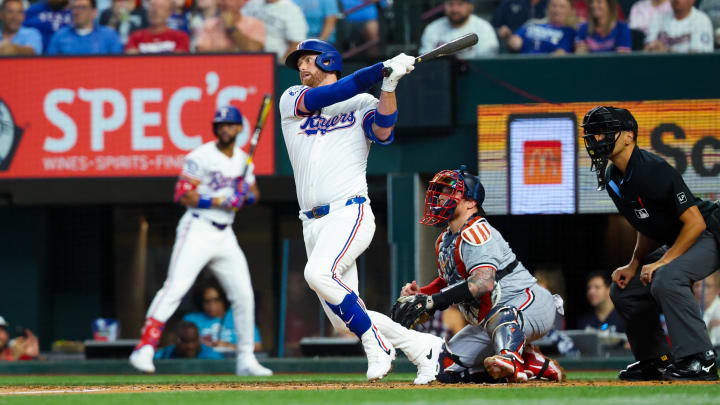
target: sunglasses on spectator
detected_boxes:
[203,297,222,303]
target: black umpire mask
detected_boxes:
[581,106,637,190]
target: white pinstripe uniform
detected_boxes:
[146,141,258,357]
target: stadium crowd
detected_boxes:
[0,0,717,58]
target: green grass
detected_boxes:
[0,372,613,386]
[1,373,718,405]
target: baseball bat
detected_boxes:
[241,94,273,180]
[381,33,479,77]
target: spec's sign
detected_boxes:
[478,100,720,215]
[0,54,275,178]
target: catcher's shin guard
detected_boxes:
[482,306,527,382]
[483,306,526,355]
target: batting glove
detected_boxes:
[381,53,415,93]
[220,182,250,211]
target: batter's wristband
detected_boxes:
[244,191,256,206]
[197,195,213,209]
[373,110,398,128]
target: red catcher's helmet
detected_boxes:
[420,166,485,227]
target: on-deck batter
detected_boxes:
[129,106,272,377]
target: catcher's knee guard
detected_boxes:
[483,306,526,356]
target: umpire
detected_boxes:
[582,106,719,381]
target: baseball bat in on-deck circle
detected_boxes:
[381,33,479,78]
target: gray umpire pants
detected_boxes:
[610,231,719,361]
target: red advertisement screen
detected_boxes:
[0,54,275,178]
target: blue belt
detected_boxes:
[303,196,367,220]
[192,213,229,230]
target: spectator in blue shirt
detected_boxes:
[493,0,549,38]
[340,0,387,56]
[47,0,123,55]
[0,0,43,55]
[501,0,576,54]
[294,0,339,43]
[154,322,224,359]
[575,0,631,52]
[22,0,72,52]
[184,284,263,351]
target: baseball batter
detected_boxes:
[280,39,445,384]
[129,106,272,377]
[393,167,565,383]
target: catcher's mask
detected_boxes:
[581,106,637,190]
[420,165,485,227]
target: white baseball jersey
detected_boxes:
[645,8,714,53]
[420,15,499,59]
[279,85,389,211]
[181,141,256,224]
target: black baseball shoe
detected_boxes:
[436,369,500,384]
[618,354,671,381]
[663,351,719,381]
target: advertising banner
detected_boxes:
[478,100,720,215]
[0,54,275,178]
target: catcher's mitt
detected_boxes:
[390,294,435,329]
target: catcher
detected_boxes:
[391,166,565,382]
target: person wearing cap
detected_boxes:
[129,105,272,377]
[420,0,499,58]
[581,106,720,381]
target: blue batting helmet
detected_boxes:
[285,39,342,73]
[213,105,243,125]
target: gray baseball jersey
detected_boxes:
[436,215,538,325]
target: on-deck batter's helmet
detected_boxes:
[421,165,485,227]
[213,105,243,136]
[284,39,342,74]
[581,106,637,190]
[213,105,244,125]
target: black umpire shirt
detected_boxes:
[605,146,700,246]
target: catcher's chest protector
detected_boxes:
[436,217,494,325]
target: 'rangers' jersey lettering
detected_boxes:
[181,141,255,224]
[279,85,386,211]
